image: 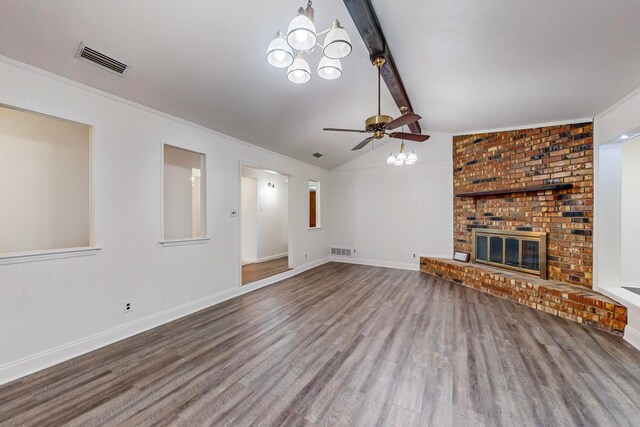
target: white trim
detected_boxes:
[329,256,420,271]
[159,238,210,247]
[242,256,329,288]
[0,54,329,174]
[0,246,101,265]
[455,117,593,137]
[624,324,640,350]
[0,256,330,386]
[250,253,288,264]
[621,282,640,289]
[596,85,640,120]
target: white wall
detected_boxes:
[594,86,640,350]
[241,167,288,262]
[621,139,640,286]
[0,56,330,384]
[241,177,258,263]
[0,106,91,253]
[329,132,454,269]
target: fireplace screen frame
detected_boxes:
[472,229,547,279]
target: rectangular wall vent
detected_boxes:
[75,43,129,75]
[331,247,352,257]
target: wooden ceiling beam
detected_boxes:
[343,0,421,134]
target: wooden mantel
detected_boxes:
[455,183,573,198]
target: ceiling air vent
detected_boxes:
[75,43,129,75]
[313,152,324,158]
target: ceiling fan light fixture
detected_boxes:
[386,153,397,164]
[317,56,342,80]
[407,150,418,163]
[323,20,352,59]
[288,52,311,84]
[266,32,294,68]
[394,159,405,166]
[287,8,317,51]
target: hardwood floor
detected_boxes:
[2,262,640,426]
[242,256,291,285]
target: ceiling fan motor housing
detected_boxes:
[365,114,392,139]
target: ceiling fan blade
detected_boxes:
[385,112,422,130]
[389,132,430,142]
[323,128,369,133]
[351,136,374,151]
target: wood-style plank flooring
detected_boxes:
[242,256,291,285]
[2,262,640,426]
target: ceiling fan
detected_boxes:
[323,57,430,151]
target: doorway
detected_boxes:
[240,166,291,285]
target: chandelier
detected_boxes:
[266,1,352,83]
[386,141,418,166]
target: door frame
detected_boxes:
[237,160,294,288]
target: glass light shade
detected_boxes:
[266,32,294,68]
[317,56,342,80]
[386,153,396,164]
[323,23,352,59]
[396,152,407,162]
[394,159,404,166]
[407,151,418,162]
[287,13,317,51]
[287,54,311,84]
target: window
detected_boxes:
[163,145,206,241]
[0,105,92,255]
[308,180,321,228]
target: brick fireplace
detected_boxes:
[420,122,627,334]
[454,122,593,287]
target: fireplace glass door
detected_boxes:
[472,230,547,279]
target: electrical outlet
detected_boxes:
[413,253,416,258]
[123,302,132,313]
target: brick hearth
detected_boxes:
[421,257,626,335]
[422,122,628,334]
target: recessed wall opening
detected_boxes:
[163,144,206,241]
[0,104,93,255]
[240,166,291,285]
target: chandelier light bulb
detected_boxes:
[287,8,317,51]
[288,52,311,84]
[323,20,352,59]
[266,31,294,68]
[317,56,342,80]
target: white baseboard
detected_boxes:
[624,324,640,350]
[329,256,420,271]
[255,252,288,263]
[0,256,329,386]
[242,253,288,265]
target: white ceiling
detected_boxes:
[0,1,639,168]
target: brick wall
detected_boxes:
[453,122,593,288]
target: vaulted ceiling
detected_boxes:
[1,0,639,169]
